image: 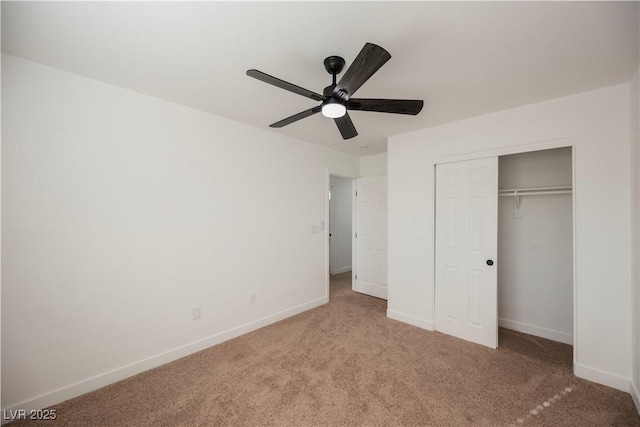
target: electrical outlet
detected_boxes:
[250,293,257,304]
[192,306,201,320]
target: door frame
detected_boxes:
[325,170,358,299]
[432,137,576,362]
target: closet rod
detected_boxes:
[498,190,572,197]
[498,185,572,193]
[498,186,572,198]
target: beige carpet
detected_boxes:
[9,272,640,426]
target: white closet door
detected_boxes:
[435,157,498,348]
[355,176,388,300]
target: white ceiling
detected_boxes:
[2,1,638,157]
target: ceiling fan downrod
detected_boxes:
[320,56,348,118]
[323,55,345,86]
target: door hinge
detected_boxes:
[355,274,358,280]
[355,232,358,238]
[355,190,358,196]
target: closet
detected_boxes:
[497,147,573,345]
[434,146,573,349]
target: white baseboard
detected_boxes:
[330,266,352,275]
[573,362,630,392]
[498,318,573,345]
[387,310,435,331]
[1,296,329,420]
[631,380,640,417]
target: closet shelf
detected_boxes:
[498,185,572,197]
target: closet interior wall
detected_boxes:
[498,147,573,344]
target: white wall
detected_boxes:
[359,153,387,177]
[630,64,639,409]
[388,83,632,391]
[1,54,359,411]
[498,148,572,189]
[498,148,573,344]
[329,176,352,274]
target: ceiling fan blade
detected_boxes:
[270,106,322,128]
[336,43,391,97]
[347,98,424,115]
[247,69,325,102]
[334,113,358,139]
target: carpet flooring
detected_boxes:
[9,272,640,426]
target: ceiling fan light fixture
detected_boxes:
[321,98,346,118]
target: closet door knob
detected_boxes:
[486,259,494,266]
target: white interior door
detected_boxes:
[355,176,388,300]
[435,157,498,348]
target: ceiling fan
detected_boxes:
[246,43,424,140]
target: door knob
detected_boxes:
[486,259,494,266]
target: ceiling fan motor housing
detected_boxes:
[322,84,347,118]
[323,84,349,101]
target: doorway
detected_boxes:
[326,173,356,300]
[497,147,573,345]
[329,175,354,276]
[434,145,574,353]
[326,172,388,302]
